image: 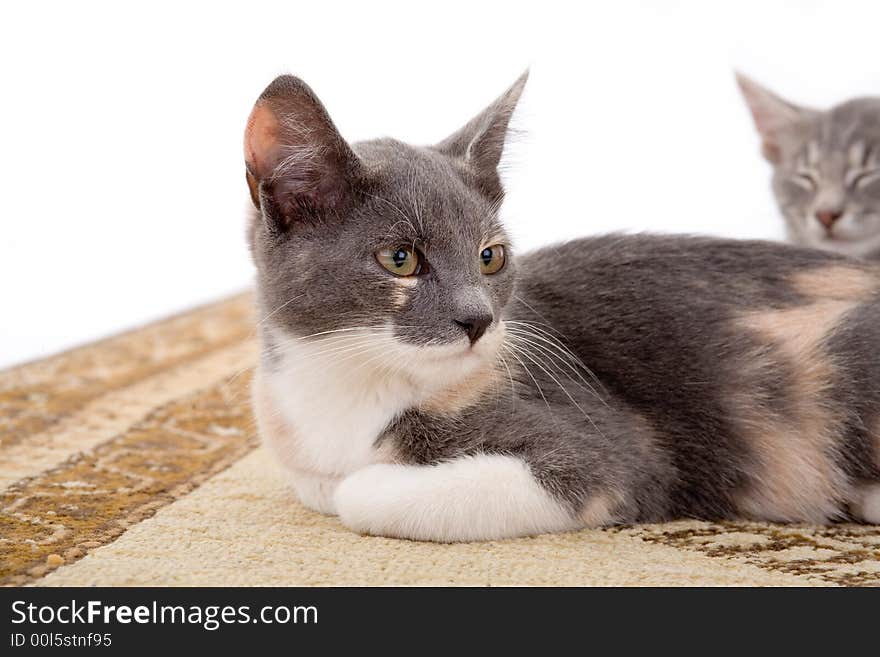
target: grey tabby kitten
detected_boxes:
[738,73,880,259]
[245,73,880,542]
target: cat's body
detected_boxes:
[246,74,880,542]
[737,74,880,260]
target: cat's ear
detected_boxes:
[736,72,813,164]
[244,75,361,230]
[435,71,529,201]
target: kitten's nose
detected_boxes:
[454,314,493,345]
[815,209,843,230]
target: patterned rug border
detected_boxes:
[0,342,257,491]
[0,291,253,377]
[0,372,257,586]
[612,521,880,586]
[0,292,254,451]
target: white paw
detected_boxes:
[334,464,411,537]
[291,470,340,516]
[334,456,581,542]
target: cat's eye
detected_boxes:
[849,169,880,189]
[376,246,422,277]
[479,245,506,275]
[792,172,817,191]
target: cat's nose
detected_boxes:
[815,209,843,230]
[454,314,493,345]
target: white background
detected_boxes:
[2,0,879,368]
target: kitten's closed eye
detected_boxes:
[847,169,880,190]
[792,170,818,191]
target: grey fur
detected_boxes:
[246,73,880,528]
[737,73,880,259]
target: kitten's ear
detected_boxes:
[244,75,361,230]
[736,72,812,163]
[436,71,528,201]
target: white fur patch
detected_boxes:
[259,327,418,516]
[288,468,341,515]
[263,327,413,476]
[334,454,581,542]
[258,323,506,515]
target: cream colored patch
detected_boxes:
[732,267,877,522]
[391,280,413,308]
[791,265,877,302]
[850,483,880,524]
[745,300,855,366]
[418,325,507,415]
[391,278,417,308]
[579,492,622,528]
[419,362,500,415]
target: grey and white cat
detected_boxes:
[245,73,880,542]
[738,73,880,259]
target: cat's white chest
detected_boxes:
[265,365,401,474]
[254,332,416,513]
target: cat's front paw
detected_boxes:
[291,469,340,516]
[335,455,583,542]
[334,464,407,537]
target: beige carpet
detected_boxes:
[2,294,879,586]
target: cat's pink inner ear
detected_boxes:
[735,73,805,163]
[244,103,281,179]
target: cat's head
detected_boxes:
[737,73,880,258]
[244,73,525,388]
